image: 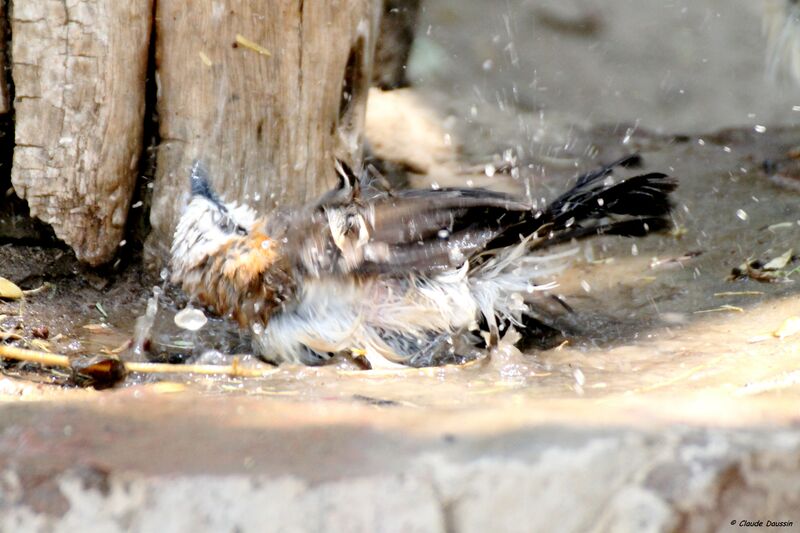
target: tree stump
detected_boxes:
[147,0,381,265]
[10,1,153,266]
[0,2,10,115]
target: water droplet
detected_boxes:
[448,247,465,264]
[526,283,537,294]
[736,209,748,221]
[437,229,450,239]
[580,280,591,293]
[174,307,208,331]
[754,125,766,133]
[484,164,496,177]
[631,243,639,256]
[573,368,586,386]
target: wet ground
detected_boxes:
[3,0,800,406]
[2,126,800,412]
[2,129,800,529]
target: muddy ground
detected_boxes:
[0,0,799,413]
[3,0,800,390]
[2,124,800,404]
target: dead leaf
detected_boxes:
[773,316,800,339]
[99,339,133,355]
[0,278,23,300]
[0,331,22,341]
[28,339,51,352]
[82,323,110,331]
[763,249,794,271]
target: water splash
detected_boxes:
[131,286,161,362]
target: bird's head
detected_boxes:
[170,162,292,325]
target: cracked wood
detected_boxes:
[11,0,153,265]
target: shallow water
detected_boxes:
[4,128,798,416]
[2,0,800,418]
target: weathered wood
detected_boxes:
[11,1,153,265]
[148,0,381,264]
[0,2,11,115]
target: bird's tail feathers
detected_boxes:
[488,156,677,251]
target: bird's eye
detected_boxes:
[210,210,247,235]
[210,211,225,227]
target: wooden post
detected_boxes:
[0,2,10,115]
[147,0,381,265]
[10,1,153,266]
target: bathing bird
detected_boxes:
[170,157,676,367]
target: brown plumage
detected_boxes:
[170,157,676,366]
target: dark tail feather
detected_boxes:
[529,216,671,251]
[547,172,675,226]
[487,162,676,251]
[536,170,676,246]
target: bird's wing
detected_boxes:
[288,187,534,277]
[358,188,534,273]
[288,157,676,278]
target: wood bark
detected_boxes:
[147,0,381,264]
[10,1,153,266]
[0,2,10,115]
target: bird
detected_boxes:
[169,156,676,368]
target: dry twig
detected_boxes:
[0,345,278,379]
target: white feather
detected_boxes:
[170,196,257,279]
[253,242,578,364]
